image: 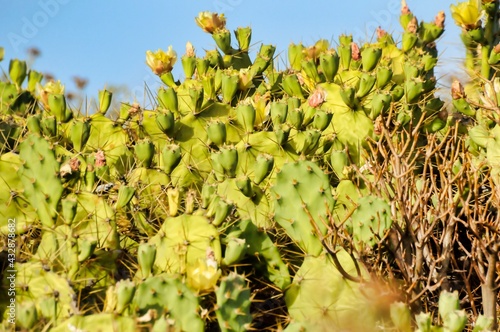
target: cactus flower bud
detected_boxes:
[134,140,155,168]
[155,110,175,136]
[340,86,358,109]
[221,70,239,103]
[201,184,216,209]
[27,70,43,92]
[319,50,339,82]
[370,93,392,119]
[97,89,112,114]
[252,44,276,76]
[254,154,274,184]
[287,107,304,129]
[270,100,288,126]
[402,30,418,52]
[312,110,332,131]
[213,198,233,225]
[0,47,3,62]
[391,85,405,102]
[376,66,393,88]
[338,44,352,70]
[138,243,157,278]
[161,144,182,174]
[361,46,382,72]
[356,73,376,98]
[9,59,27,87]
[405,78,424,103]
[213,28,232,54]
[330,150,349,180]
[48,93,71,122]
[275,124,290,145]
[219,146,238,177]
[157,87,178,113]
[189,85,204,114]
[301,58,322,83]
[181,41,196,79]
[282,73,305,99]
[70,119,91,152]
[202,72,216,100]
[420,18,445,45]
[195,11,226,34]
[207,120,227,146]
[196,57,210,76]
[235,26,252,51]
[299,129,321,155]
[146,46,177,76]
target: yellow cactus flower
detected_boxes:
[38,80,65,107]
[450,0,482,30]
[187,247,221,292]
[146,46,177,76]
[195,12,226,34]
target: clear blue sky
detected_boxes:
[1,0,464,103]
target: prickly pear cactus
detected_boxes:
[272,160,335,256]
[215,273,252,332]
[285,251,374,331]
[2,1,493,330]
[144,214,222,292]
[132,274,204,331]
[346,195,392,249]
[17,134,63,228]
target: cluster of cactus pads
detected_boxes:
[1,1,500,331]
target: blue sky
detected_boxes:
[1,0,464,103]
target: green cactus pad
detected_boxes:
[133,274,204,331]
[272,160,335,256]
[346,195,392,249]
[51,314,137,332]
[285,252,375,331]
[18,134,63,228]
[215,273,252,332]
[146,214,221,291]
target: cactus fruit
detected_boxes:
[215,273,252,332]
[272,160,335,256]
